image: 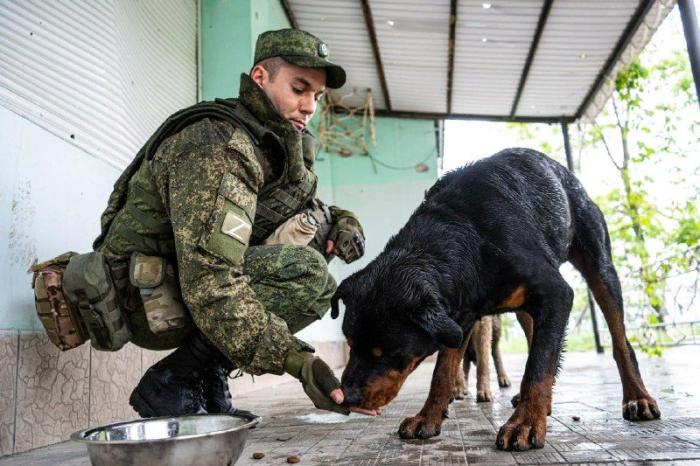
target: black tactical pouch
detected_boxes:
[63,252,131,351]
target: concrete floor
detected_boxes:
[3,346,700,465]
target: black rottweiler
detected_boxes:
[332,148,660,451]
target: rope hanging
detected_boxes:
[317,88,376,157]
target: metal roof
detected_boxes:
[0,0,197,169]
[284,0,675,123]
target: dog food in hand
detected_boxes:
[287,455,301,463]
[252,452,265,459]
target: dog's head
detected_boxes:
[332,256,463,410]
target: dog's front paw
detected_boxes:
[623,395,661,421]
[496,406,547,451]
[498,375,511,387]
[511,393,551,415]
[398,413,443,439]
[476,388,492,402]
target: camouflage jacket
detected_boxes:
[95,74,325,375]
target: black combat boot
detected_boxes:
[129,331,225,418]
[201,364,238,414]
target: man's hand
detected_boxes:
[284,350,350,414]
[326,207,365,263]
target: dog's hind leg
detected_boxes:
[399,336,470,439]
[462,340,473,397]
[474,316,493,401]
[452,361,466,401]
[491,315,511,388]
[496,270,572,451]
[568,204,660,421]
[452,330,471,401]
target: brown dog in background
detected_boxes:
[453,312,533,403]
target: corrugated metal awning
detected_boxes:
[283,0,675,123]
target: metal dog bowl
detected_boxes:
[71,413,260,466]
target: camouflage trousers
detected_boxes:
[128,244,336,351]
[243,244,337,334]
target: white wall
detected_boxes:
[0,106,120,330]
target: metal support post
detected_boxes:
[679,0,700,107]
[561,122,604,354]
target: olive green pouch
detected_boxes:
[63,252,131,351]
[130,253,190,334]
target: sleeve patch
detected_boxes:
[201,199,253,266]
[221,210,252,243]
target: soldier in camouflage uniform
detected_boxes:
[93,28,368,417]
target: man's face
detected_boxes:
[252,61,327,132]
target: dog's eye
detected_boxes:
[371,347,383,358]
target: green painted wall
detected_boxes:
[318,117,438,284]
[200,0,290,100]
[250,0,292,44]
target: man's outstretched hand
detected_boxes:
[328,388,382,416]
[284,350,381,416]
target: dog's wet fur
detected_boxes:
[332,148,660,451]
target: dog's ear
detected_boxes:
[331,280,350,319]
[411,306,463,348]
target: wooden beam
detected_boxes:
[446,0,458,114]
[361,0,392,111]
[374,108,574,124]
[280,0,298,29]
[510,0,554,118]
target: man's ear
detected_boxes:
[410,307,463,348]
[250,64,266,89]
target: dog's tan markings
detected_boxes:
[362,356,421,409]
[425,345,465,408]
[497,374,553,450]
[499,285,526,309]
[516,311,534,349]
[398,342,469,439]
[587,275,656,409]
[519,375,554,419]
[347,337,354,348]
[372,347,383,358]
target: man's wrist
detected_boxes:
[283,349,312,379]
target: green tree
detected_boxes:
[509,26,699,350]
[588,50,699,325]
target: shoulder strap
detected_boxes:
[93,99,254,250]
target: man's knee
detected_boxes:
[275,245,332,293]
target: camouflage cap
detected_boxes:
[254,28,346,89]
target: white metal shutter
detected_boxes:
[0,0,197,169]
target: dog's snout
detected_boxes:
[341,383,363,407]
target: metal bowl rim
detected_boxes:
[70,413,261,445]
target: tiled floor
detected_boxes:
[3,346,700,465]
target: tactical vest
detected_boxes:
[94,98,318,257]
